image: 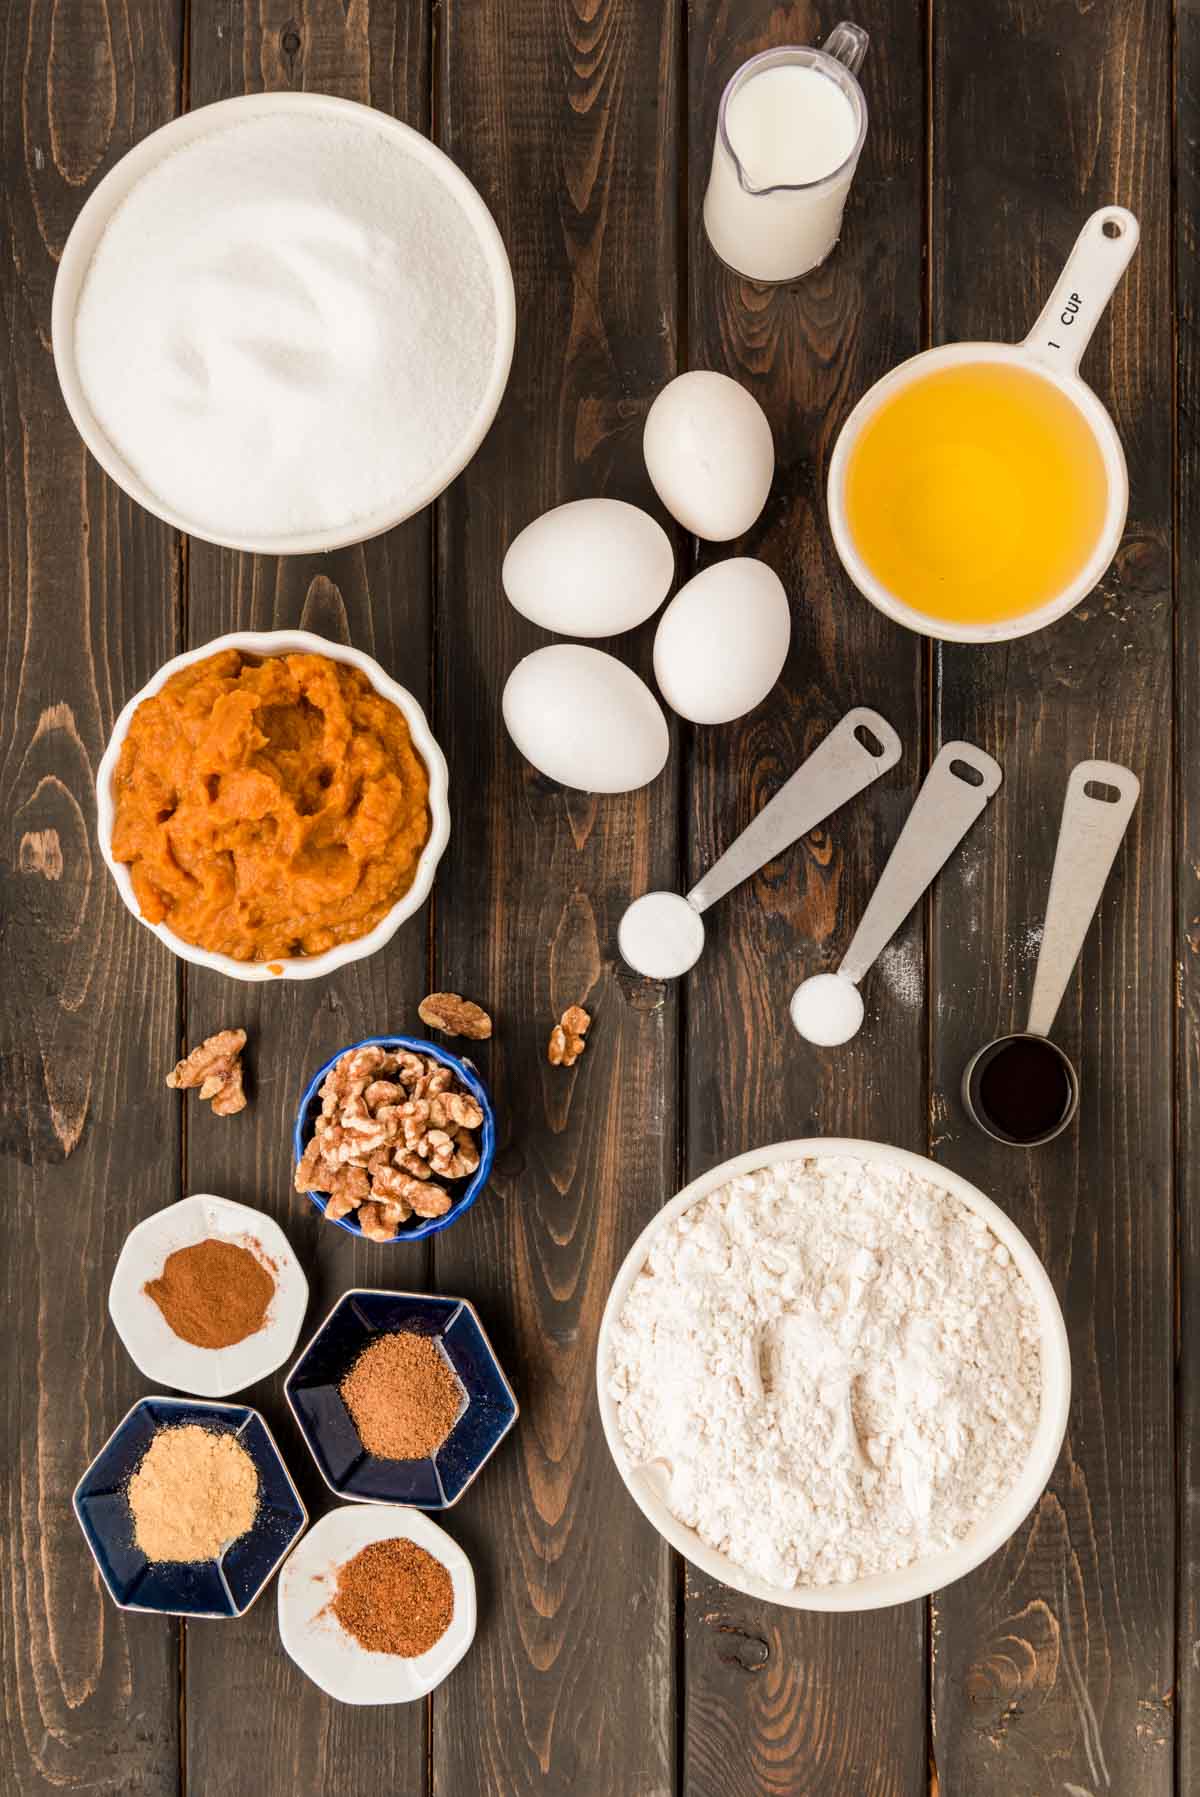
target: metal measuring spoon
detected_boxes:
[617,707,902,979]
[962,759,1139,1146]
[789,741,1003,1045]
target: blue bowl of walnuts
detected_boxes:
[293,1034,496,1244]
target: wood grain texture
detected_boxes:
[181,5,435,1795]
[682,5,928,1792]
[429,2,680,1792]
[0,3,184,1793]
[1177,0,1199,1786]
[928,4,1176,1794]
[3,0,1193,1791]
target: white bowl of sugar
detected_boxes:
[52,93,515,555]
[597,1138,1071,1612]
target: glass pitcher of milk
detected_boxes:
[703,23,869,284]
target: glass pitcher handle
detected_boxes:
[824,20,869,75]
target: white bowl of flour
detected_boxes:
[597,1140,1070,1611]
[52,94,515,553]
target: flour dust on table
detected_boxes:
[607,1155,1042,1589]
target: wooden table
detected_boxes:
[2,1,1193,1792]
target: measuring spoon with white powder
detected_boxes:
[618,707,901,980]
[790,742,1003,1045]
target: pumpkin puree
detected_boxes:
[111,650,431,962]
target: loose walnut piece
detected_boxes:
[548,1004,591,1068]
[296,1042,486,1238]
[166,1028,247,1116]
[417,992,493,1040]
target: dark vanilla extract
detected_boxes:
[975,1036,1074,1143]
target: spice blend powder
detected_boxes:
[127,1424,259,1562]
[331,1538,454,1657]
[340,1331,463,1460]
[144,1236,275,1349]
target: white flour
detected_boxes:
[608,1155,1042,1588]
[74,113,498,541]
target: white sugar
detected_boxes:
[618,891,706,980]
[790,971,864,1045]
[73,113,498,542]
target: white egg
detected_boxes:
[502,498,674,637]
[502,644,670,793]
[643,370,774,541]
[653,559,790,725]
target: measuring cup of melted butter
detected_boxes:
[827,207,1139,642]
[963,761,1139,1146]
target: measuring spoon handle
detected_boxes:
[687,707,902,914]
[1026,759,1140,1039]
[839,742,1002,984]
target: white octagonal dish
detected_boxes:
[109,1195,310,1398]
[277,1504,476,1704]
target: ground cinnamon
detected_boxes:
[331,1538,454,1656]
[339,1331,463,1460]
[144,1237,275,1349]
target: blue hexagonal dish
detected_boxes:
[285,1289,518,1508]
[73,1395,307,1618]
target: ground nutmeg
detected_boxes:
[144,1237,275,1350]
[340,1331,463,1460]
[331,1538,454,1657]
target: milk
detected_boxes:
[703,41,867,284]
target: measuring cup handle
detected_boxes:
[824,21,869,75]
[1026,760,1139,1039]
[1023,207,1139,375]
[838,741,1002,985]
[686,706,901,914]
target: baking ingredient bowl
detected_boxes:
[108,1195,310,1398]
[827,207,1138,643]
[73,1395,307,1618]
[285,1289,518,1507]
[595,1137,1070,1613]
[94,630,450,982]
[294,1036,495,1242]
[52,91,516,556]
[278,1504,476,1703]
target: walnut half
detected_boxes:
[418,992,493,1040]
[548,1004,591,1068]
[166,1029,247,1116]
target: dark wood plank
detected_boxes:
[681,6,929,1793]
[928,4,1176,1793]
[182,6,434,1794]
[430,1,681,1791]
[1178,0,1199,1786]
[0,2,184,1792]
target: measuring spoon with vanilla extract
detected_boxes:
[963,760,1139,1147]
